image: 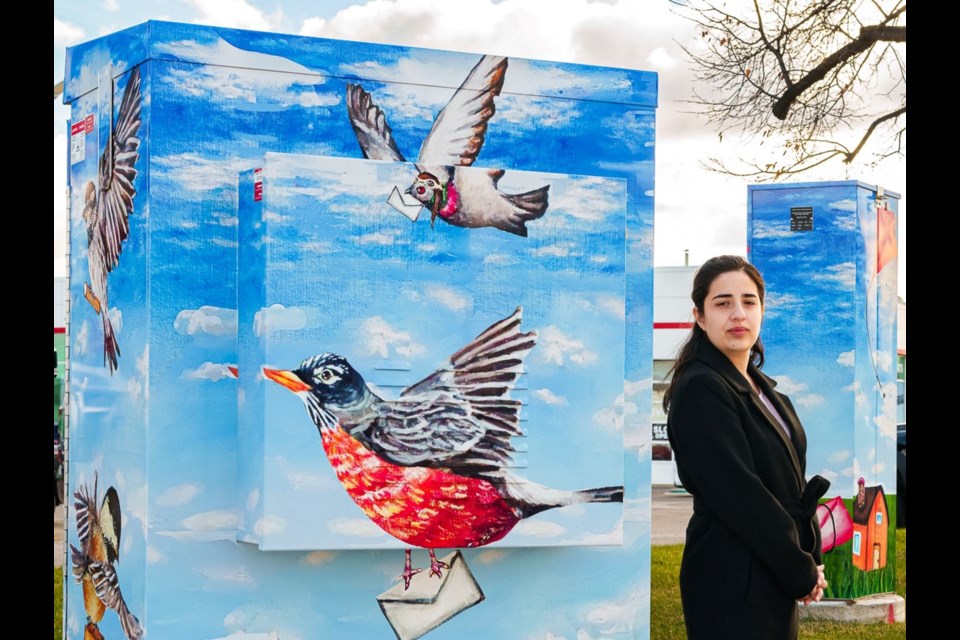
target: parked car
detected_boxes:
[896,422,906,527]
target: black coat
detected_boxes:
[667,340,827,640]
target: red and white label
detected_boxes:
[253,168,263,202]
[70,114,95,165]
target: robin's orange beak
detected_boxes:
[263,367,310,393]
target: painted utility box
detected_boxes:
[748,181,899,600]
[63,21,656,639]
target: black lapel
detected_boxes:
[696,342,804,488]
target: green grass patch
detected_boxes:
[652,528,906,639]
[54,566,63,640]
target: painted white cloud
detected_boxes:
[254,515,287,537]
[198,564,255,585]
[147,545,168,564]
[828,198,858,212]
[74,320,89,356]
[153,152,268,193]
[180,510,238,531]
[539,325,597,367]
[247,489,260,511]
[356,230,403,246]
[483,253,516,265]
[156,483,201,507]
[515,520,565,537]
[837,350,856,367]
[596,294,626,320]
[581,585,647,635]
[425,284,472,312]
[550,176,625,222]
[578,519,623,545]
[183,362,237,382]
[174,306,238,336]
[772,375,824,408]
[533,388,566,405]
[810,261,856,288]
[328,517,386,538]
[828,450,851,464]
[254,304,307,337]
[107,307,123,335]
[533,243,578,258]
[360,316,427,360]
[874,381,899,439]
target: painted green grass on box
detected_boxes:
[821,496,897,599]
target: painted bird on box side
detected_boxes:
[81,65,142,374]
[70,473,143,640]
[265,307,623,588]
[346,55,549,237]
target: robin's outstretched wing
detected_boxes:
[97,66,142,275]
[346,84,406,162]
[418,55,507,170]
[353,307,536,475]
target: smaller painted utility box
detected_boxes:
[748,181,899,599]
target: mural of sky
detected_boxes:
[749,182,899,498]
[64,21,655,639]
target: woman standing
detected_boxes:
[665,255,829,640]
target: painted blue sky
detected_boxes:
[749,183,899,498]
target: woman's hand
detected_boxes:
[799,565,828,606]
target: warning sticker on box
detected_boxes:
[70,114,95,165]
[254,168,263,202]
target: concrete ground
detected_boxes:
[54,484,693,568]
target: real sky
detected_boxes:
[54,0,906,297]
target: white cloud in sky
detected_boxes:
[828,198,858,212]
[581,585,646,635]
[107,307,122,336]
[254,515,287,537]
[837,350,855,367]
[538,325,597,367]
[74,320,89,356]
[592,378,648,449]
[828,450,851,464]
[533,388,566,405]
[180,509,238,531]
[156,483,201,507]
[174,305,238,336]
[183,0,278,31]
[198,564,255,585]
[515,520,565,537]
[254,304,307,337]
[596,294,625,320]
[425,284,472,312]
[146,545,167,564]
[483,252,515,265]
[328,517,385,537]
[578,519,623,545]
[772,375,824,410]
[360,316,426,359]
[54,18,85,46]
[810,261,856,288]
[247,489,259,511]
[183,361,237,382]
[550,176,625,222]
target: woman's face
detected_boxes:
[694,270,763,369]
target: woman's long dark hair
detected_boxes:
[662,255,766,413]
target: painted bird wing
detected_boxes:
[96,65,142,275]
[346,83,406,162]
[355,307,536,476]
[88,561,144,640]
[417,55,507,177]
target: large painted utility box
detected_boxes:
[62,21,656,639]
[748,181,900,599]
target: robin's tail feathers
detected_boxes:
[503,478,624,518]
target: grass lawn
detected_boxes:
[55,529,905,639]
[651,528,907,639]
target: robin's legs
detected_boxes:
[401,549,423,590]
[428,549,449,579]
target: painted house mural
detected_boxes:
[852,478,889,571]
[63,21,656,639]
[748,181,899,600]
